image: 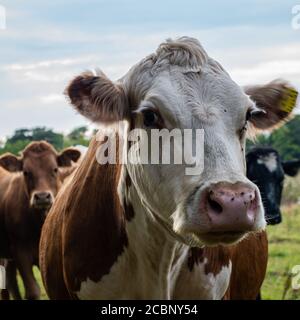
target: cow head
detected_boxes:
[65,37,297,246]
[0,141,81,211]
[247,147,300,225]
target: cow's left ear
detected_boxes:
[57,148,81,167]
[244,79,298,130]
[282,160,300,177]
[0,153,23,172]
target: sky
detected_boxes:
[0,0,300,139]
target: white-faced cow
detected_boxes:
[0,141,81,300]
[40,37,297,299]
[247,147,300,225]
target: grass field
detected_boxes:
[261,174,300,300]
[262,204,300,300]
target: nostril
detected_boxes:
[204,183,260,232]
[207,196,223,214]
[34,192,52,202]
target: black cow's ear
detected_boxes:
[244,79,298,130]
[57,148,81,167]
[65,70,129,123]
[0,153,23,172]
[282,160,300,177]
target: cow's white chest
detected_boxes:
[76,245,231,300]
[76,237,181,299]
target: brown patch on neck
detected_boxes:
[61,136,129,293]
[188,246,231,276]
[187,247,204,271]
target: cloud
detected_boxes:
[1,1,300,139]
[22,70,72,82]
[3,57,96,71]
[232,60,300,84]
[40,94,65,104]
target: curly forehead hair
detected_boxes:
[124,37,222,104]
[22,141,57,157]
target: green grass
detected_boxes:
[282,174,300,205]
[13,204,300,300]
[16,267,48,300]
[262,204,300,300]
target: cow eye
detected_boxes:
[23,170,31,177]
[54,168,58,174]
[142,109,160,128]
[246,108,266,122]
[246,109,252,121]
[241,109,256,136]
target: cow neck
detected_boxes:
[118,164,188,298]
[64,136,181,297]
[62,137,129,291]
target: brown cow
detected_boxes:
[40,37,296,299]
[0,141,81,300]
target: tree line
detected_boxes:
[247,115,300,160]
[0,126,91,155]
[1,115,300,159]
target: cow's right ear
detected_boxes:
[65,70,129,123]
[0,153,23,172]
[282,159,300,177]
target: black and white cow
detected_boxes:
[246,147,300,225]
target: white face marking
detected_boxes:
[257,153,278,172]
[125,68,265,245]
